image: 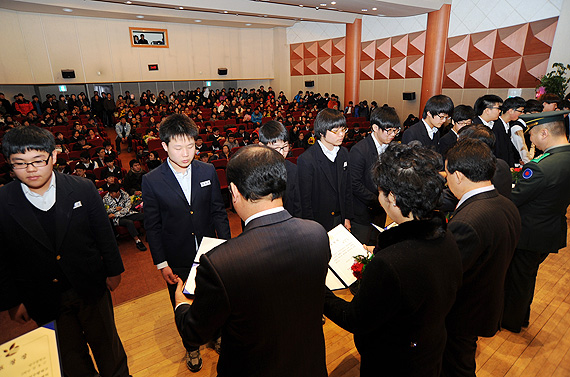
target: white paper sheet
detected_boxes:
[183,237,226,295]
[326,224,364,290]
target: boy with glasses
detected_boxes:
[497,96,526,167]
[437,105,475,157]
[297,108,353,231]
[402,94,454,148]
[0,126,130,377]
[258,120,301,217]
[349,106,400,244]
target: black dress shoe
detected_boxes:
[502,324,521,333]
[185,350,202,372]
[135,241,147,251]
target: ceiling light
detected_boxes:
[178,7,184,10]
[125,1,132,4]
[320,3,326,6]
[299,4,303,7]
[372,7,377,10]
[245,23,252,26]
[331,1,336,4]
[195,19,202,22]
[62,8,73,12]
[362,9,368,11]
[223,10,228,13]
[136,15,144,18]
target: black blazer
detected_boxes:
[297,143,353,231]
[284,159,301,217]
[447,190,521,336]
[437,130,457,157]
[472,117,517,167]
[324,215,463,377]
[348,135,383,225]
[175,211,330,377]
[401,120,440,148]
[0,173,125,324]
[142,160,231,270]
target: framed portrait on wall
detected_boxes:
[129,27,169,48]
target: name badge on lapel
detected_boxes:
[343,161,348,170]
[73,201,82,209]
[200,180,211,187]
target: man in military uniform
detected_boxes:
[502,110,570,333]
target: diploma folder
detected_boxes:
[326,224,363,290]
[184,237,226,295]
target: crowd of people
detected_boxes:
[1,84,570,377]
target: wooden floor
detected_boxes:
[115,228,570,377]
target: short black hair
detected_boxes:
[372,143,444,220]
[524,99,544,113]
[502,96,526,112]
[259,120,289,145]
[108,183,121,193]
[370,106,400,131]
[80,151,90,159]
[129,159,140,168]
[451,105,475,123]
[539,93,560,104]
[104,156,114,163]
[458,124,496,149]
[226,145,286,201]
[314,108,346,140]
[159,114,198,144]
[423,95,454,118]
[446,139,496,182]
[474,94,503,116]
[2,126,55,159]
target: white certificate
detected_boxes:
[0,322,62,377]
[326,224,364,290]
[183,237,226,295]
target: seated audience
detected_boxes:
[103,184,147,251]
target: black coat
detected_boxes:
[472,117,517,167]
[0,173,125,324]
[447,190,521,336]
[175,211,330,377]
[348,135,383,225]
[142,160,231,270]
[284,159,301,217]
[297,143,353,231]
[401,120,440,148]
[324,214,463,377]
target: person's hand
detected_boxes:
[174,278,194,307]
[115,206,122,211]
[344,219,351,231]
[106,274,122,291]
[134,191,142,196]
[108,213,115,219]
[160,266,179,285]
[363,244,375,253]
[9,304,31,324]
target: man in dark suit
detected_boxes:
[494,96,526,167]
[0,126,130,377]
[297,108,353,232]
[349,106,400,244]
[258,120,301,217]
[401,94,454,148]
[142,114,231,372]
[503,111,570,333]
[174,145,330,377]
[472,94,514,163]
[443,139,521,376]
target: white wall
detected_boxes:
[0,9,275,85]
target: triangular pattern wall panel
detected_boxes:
[290,17,557,88]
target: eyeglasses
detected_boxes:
[434,114,449,120]
[514,108,525,113]
[456,120,472,127]
[11,155,52,170]
[329,127,348,135]
[270,143,290,153]
[383,128,401,136]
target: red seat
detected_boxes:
[291,148,304,157]
[216,169,228,190]
[147,139,162,151]
[286,156,297,164]
[212,159,228,169]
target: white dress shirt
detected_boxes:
[318,140,340,162]
[422,119,438,140]
[456,185,495,209]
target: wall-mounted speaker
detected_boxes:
[305,80,314,87]
[218,68,228,75]
[61,70,75,79]
[403,92,416,101]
